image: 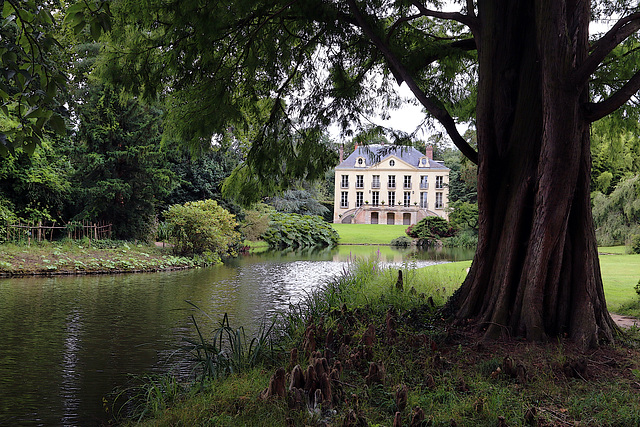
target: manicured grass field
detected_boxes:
[331,223,409,244]
[599,251,640,314]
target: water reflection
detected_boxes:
[61,309,83,426]
[0,246,473,425]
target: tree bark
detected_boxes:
[450,0,618,348]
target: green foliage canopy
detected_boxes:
[266,189,329,217]
[1,0,68,154]
[592,175,640,246]
[71,84,175,240]
[448,201,478,232]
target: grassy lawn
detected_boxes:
[600,252,640,314]
[332,223,408,244]
[599,245,628,254]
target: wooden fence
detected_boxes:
[6,221,113,243]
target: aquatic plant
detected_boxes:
[183,305,281,382]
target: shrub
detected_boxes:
[262,212,338,249]
[442,229,478,248]
[164,199,240,256]
[390,236,413,247]
[406,216,455,245]
[239,203,274,241]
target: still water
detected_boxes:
[0,245,473,426]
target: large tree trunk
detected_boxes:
[451,0,618,348]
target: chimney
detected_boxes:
[339,145,344,164]
[354,142,359,150]
[425,145,433,161]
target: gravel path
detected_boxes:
[611,313,639,328]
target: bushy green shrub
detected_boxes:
[164,199,240,256]
[406,216,455,245]
[262,213,338,249]
[442,229,478,248]
[390,236,413,247]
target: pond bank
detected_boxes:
[0,241,197,277]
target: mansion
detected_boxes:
[333,145,449,225]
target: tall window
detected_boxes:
[420,175,428,189]
[356,175,364,188]
[403,175,411,189]
[403,192,411,207]
[435,175,444,189]
[372,191,379,206]
[356,192,363,207]
[372,175,380,188]
[388,175,396,188]
[435,192,443,209]
[388,191,396,206]
[341,192,348,208]
[420,192,428,208]
[341,175,349,188]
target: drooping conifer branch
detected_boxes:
[346,0,478,164]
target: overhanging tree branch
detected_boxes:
[346,0,478,164]
[410,0,479,32]
[584,68,640,122]
[574,12,640,87]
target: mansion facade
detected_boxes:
[333,145,449,225]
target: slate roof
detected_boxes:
[336,145,449,170]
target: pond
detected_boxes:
[0,245,473,426]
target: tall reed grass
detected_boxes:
[182,303,281,382]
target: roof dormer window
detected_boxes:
[389,159,395,167]
[356,157,366,167]
[419,157,429,168]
